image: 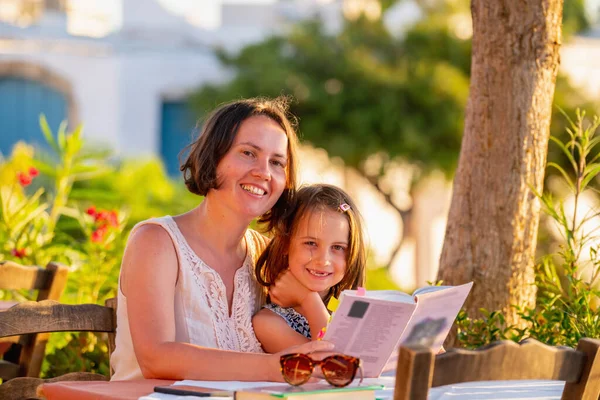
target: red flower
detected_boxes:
[11,248,27,258]
[16,171,32,187]
[15,167,38,187]
[91,226,107,243]
[95,210,109,223]
[108,210,119,227]
[86,206,97,216]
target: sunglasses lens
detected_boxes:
[321,356,357,387]
[281,355,313,386]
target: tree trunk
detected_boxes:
[437,0,564,339]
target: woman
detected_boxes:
[110,97,333,381]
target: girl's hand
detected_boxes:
[269,269,312,308]
[268,340,336,382]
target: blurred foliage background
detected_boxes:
[0,0,598,378]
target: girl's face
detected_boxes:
[212,115,289,220]
[287,209,350,299]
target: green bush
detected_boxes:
[0,117,198,377]
[456,110,600,349]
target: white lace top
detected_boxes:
[110,216,268,381]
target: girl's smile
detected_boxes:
[306,268,332,278]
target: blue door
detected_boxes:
[0,77,68,155]
[160,101,197,177]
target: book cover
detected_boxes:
[234,383,382,400]
[322,282,473,377]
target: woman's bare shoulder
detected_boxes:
[121,223,178,295]
[128,222,172,245]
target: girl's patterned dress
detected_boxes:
[262,303,312,339]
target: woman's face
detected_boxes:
[287,209,349,299]
[212,115,289,220]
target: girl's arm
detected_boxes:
[269,270,331,345]
[296,292,330,341]
[253,309,310,353]
[121,225,332,380]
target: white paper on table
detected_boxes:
[428,380,565,400]
[173,379,288,390]
[139,394,232,400]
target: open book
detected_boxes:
[322,282,473,377]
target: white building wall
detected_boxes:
[116,49,225,156]
[0,45,120,149]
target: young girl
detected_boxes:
[253,184,367,353]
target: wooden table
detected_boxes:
[39,379,175,400]
[39,379,566,400]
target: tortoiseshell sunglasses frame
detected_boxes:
[279,353,363,387]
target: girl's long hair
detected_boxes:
[255,184,367,304]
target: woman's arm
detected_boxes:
[121,225,332,381]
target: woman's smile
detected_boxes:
[241,184,267,196]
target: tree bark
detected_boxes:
[437,0,564,337]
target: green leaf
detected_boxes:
[547,162,575,191]
[10,187,46,218]
[71,166,113,181]
[39,114,60,155]
[57,121,68,152]
[32,159,57,178]
[11,204,49,238]
[549,136,578,172]
[68,188,119,202]
[581,163,600,190]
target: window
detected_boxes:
[0,77,68,155]
[160,101,197,177]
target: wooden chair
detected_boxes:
[0,261,69,380]
[0,298,118,400]
[394,338,600,400]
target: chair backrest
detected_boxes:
[0,261,69,379]
[0,299,118,400]
[0,261,68,302]
[394,338,600,400]
[0,298,117,377]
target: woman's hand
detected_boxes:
[269,269,312,308]
[268,340,336,382]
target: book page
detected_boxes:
[383,282,473,372]
[412,285,453,297]
[322,293,416,378]
[402,282,472,349]
[342,289,415,303]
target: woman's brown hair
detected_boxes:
[180,97,300,232]
[255,184,367,304]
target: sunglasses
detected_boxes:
[279,353,362,387]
